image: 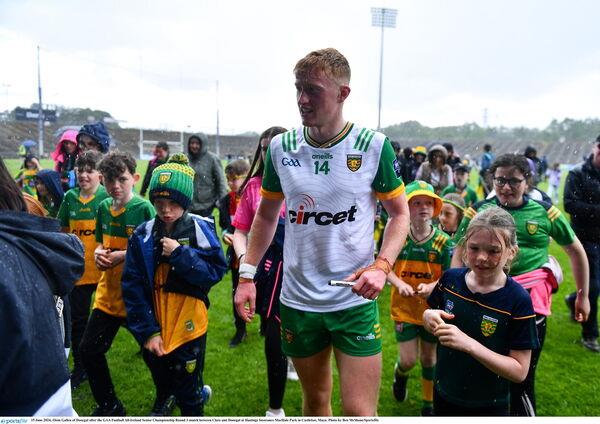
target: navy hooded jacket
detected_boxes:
[121,212,227,346]
[77,122,111,153]
[0,210,84,416]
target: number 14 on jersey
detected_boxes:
[314,160,330,175]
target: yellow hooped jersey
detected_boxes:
[57,186,110,285]
[94,196,155,318]
[390,226,454,325]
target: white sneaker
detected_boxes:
[266,408,285,417]
[287,359,299,381]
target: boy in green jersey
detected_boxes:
[440,164,478,207]
[79,151,155,416]
[57,151,110,390]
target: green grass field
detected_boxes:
[4,158,599,416]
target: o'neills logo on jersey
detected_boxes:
[288,194,357,226]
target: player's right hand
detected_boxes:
[422,309,454,334]
[234,281,256,323]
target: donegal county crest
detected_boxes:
[185,359,197,373]
[347,154,362,172]
[158,171,172,184]
[126,225,136,237]
[526,220,539,235]
[480,315,498,337]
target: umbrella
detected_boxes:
[21,139,37,148]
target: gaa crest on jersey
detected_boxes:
[480,315,498,337]
[428,251,437,262]
[126,224,136,236]
[185,359,196,373]
[158,171,172,184]
[526,220,539,235]
[444,299,454,313]
[393,158,401,178]
[347,154,362,172]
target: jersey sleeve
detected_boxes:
[441,237,455,271]
[372,138,405,200]
[260,147,284,200]
[547,205,576,246]
[507,285,540,350]
[57,192,71,228]
[95,203,105,244]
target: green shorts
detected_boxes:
[394,322,437,344]
[280,301,382,358]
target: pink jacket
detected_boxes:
[51,130,80,171]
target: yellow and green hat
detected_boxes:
[149,153,195,209]
[406,180,443,217]
[412,145,427,156]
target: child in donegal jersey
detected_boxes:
[79,151,155,416]
[424,207,538,416]
[57,151,109,390]
[388,180,454,416]
[122,153,227,416]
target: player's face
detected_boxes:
[409,195,435,223]
[464,228,514,277]
[154,198,184,225]
[493,166,527,208]
[103,169,138,203]
[295,69,346,128]
[454,171,468,188]
[439,203,459,233]
[76,166,102,192]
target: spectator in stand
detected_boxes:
[140,142,170,198]
[186,134,228,217]
[564,135,600,353]
[52,129,81,191]
[416,144,453,195]
[442,143,461,169]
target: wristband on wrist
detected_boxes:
[239,262,257,280]
[353,256,393,279]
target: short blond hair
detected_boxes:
[294,48,351,84]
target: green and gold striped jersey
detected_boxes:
[57,185,110,285]
[94,195,155,318]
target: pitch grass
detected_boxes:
[4,158,599,416]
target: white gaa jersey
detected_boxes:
[261,123,404,312]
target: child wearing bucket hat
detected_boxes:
[388,180,455,416]
[439,193,466,238]
[121,153,227,416]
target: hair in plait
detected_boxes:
[460,207,518,271]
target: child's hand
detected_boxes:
[106,250,126,268]
[416,282,437,299]
[161,237,180,257]
[434,323,472,352]
[423,309,455,334]
[389,279,415,297]
[144,334,166,357]
[94,247,112,271]
[223,233,233,246]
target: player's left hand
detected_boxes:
[161,237,180,257]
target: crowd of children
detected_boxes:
[5,120,592,418]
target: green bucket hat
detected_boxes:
[149,152,195,209]
[405,180,443,217]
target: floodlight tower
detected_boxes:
[371,7,397,131]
